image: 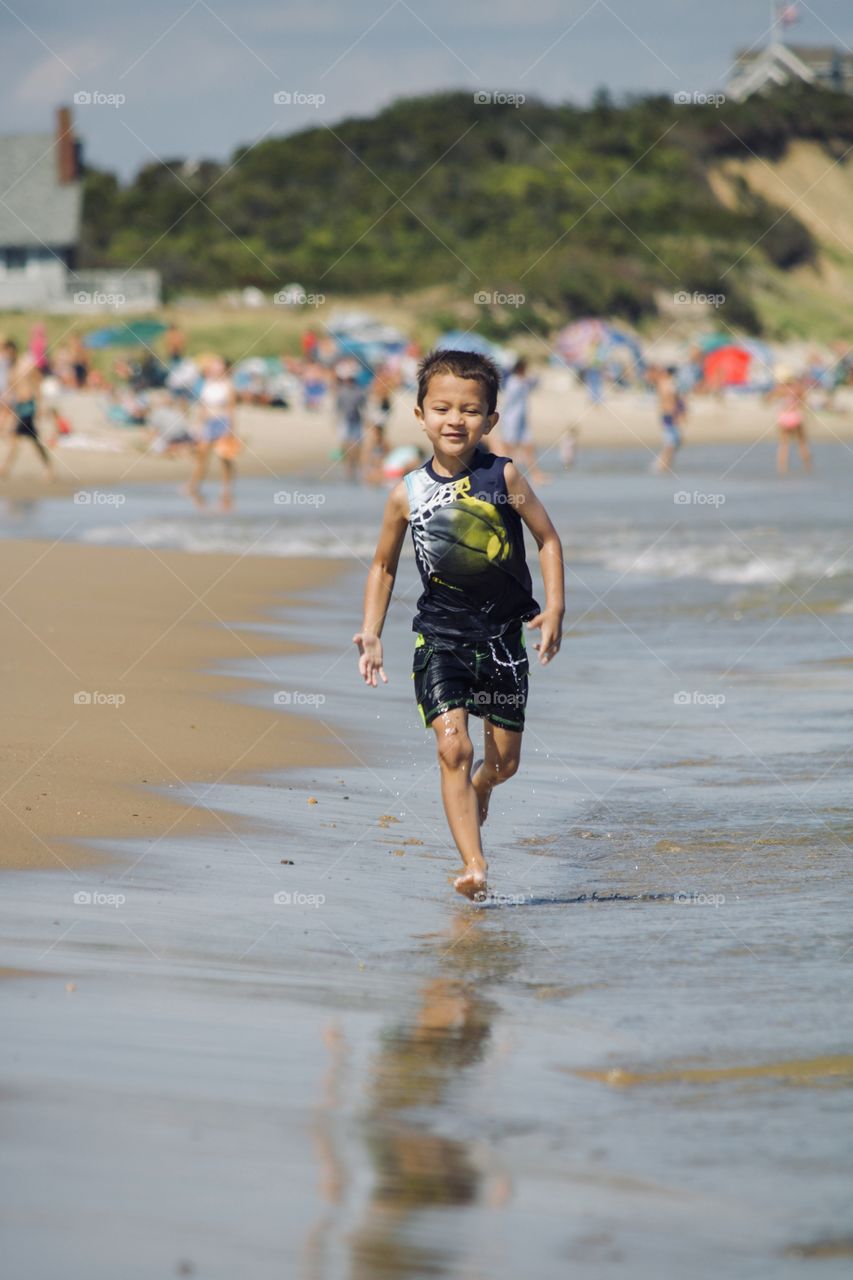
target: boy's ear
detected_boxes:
[482,411,500,435]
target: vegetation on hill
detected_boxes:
[80,85,853,334]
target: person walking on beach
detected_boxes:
[335,362,367,483]
[495,358,545,483]
[0,340,54,481]
[654,365,686,474]
[771,372,811,477]
[353,350,565,901]
[187,355,239,509]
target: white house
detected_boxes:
[728,43,853,102]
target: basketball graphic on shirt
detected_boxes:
[429,495,510,582]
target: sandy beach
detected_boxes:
[0,539,346,871]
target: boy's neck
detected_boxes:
[430,444,480,478]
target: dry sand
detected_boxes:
[0,540,349,872]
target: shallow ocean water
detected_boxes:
[1,443,851,1278]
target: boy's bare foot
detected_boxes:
[454,862,487,901]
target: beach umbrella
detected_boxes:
[83,321,168,349]
[703,344,751,386]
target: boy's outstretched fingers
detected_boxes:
[525,612,563,665]
[352,631,388,686]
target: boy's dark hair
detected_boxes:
[417,349,501,415]
[4,339,18,354]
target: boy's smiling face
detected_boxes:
[415,372,499,467]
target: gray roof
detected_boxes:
[0,133,81,249]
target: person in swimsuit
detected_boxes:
[187,354,239,509]
[0,340,53,480]
[494,359,545,483]
[354,349,565,902]
[654,365,686,474]
[771,373,811,477]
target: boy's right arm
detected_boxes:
[353,482,409,686]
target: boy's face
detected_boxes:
[414,372,498,460]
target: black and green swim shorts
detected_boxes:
[411,626,529,732]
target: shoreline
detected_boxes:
[0,539,352,872]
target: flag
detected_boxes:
[777,3,800,25]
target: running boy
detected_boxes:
[353,350,565,901]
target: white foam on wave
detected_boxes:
[594,538,850,587]
[80,519,383,560]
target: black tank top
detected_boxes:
[403,448,540,641]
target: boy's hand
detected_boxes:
[526,609,563,665]
[353,631,388,686]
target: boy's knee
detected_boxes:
[486,752,520,784]
[436,732,474,773]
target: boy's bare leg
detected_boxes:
[431,707,487,899]
[472,720,522,825]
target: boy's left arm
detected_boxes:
[505,462,565,664]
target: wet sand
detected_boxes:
[0,539,347,870]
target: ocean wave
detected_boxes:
[80,519,384,560]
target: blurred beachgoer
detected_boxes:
[167,356,202,403]
[559,426,579,469]
[654,365,686,474]
[496,359,544,483]
[163,323,187,367]
[335,362,367,482]
[0,340,53,480]
[301,328,319,361]
[302,359,328,411]
[147,390,195,457]
[69,335,89,388]
[580,360,604,406]
[187,355,239,509]
[381,443,424,483]
[29,323,49,372]
[360,362,398,482]
[771,374,811,477]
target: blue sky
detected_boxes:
[3,0,852,178]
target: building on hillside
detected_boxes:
[0,107,159,311]
[728,43,853,101]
